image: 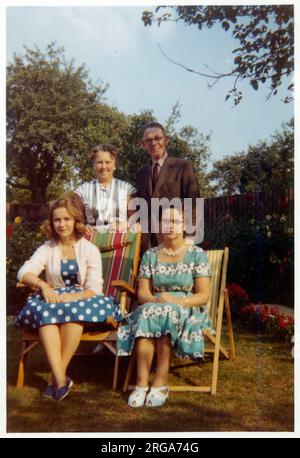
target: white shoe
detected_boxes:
[92,343,106,354]
[145,386,169,407]
[128,386,149,408]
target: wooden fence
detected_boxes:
[7,188,294,225]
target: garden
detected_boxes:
[6,188,294,433]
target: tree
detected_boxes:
[209,118,294,195]
[142,5,294,105]
[7,43,127,202]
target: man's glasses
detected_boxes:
[143,136,165,146]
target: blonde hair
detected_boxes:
[42,193,86,241]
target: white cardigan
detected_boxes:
[17,238,103,295]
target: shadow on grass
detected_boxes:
[7,323,294,433]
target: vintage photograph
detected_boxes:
[5,1,295,434]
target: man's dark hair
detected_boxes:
[139,122,167,138]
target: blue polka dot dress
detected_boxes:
[15,259,122,330]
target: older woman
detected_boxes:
[75,144,136,233]
[75,144,136,354]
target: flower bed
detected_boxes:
[239,303,294,341]
[227,283,294,341]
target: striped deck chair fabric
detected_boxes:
[205,250,224,328]
[89,230,138,301]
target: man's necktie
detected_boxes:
[152,162,159,191]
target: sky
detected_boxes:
[5,2,295,167]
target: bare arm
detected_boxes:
[21,273,96,303]
[21,272,59,303]
[158,277,210,307]
[138,278,158,304]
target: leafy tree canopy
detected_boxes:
[7,44,213,202]
[142,5,294,105]
[7,42,127,202]
[209,118,294,195]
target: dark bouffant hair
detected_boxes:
[42,193,86,241]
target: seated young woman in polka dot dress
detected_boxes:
[15,194,121,401]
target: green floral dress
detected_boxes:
[117,245,213,360]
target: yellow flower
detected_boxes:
[36,232,42,239]
[14,216,22,224]
[265,215,272,221]
[270,254,277,264]
[280,216,286,223]
[288,228,293,234]
[250,219,255,225]
[267,231,272,238]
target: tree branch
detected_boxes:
[157,43,236,80]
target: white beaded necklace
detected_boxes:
[160,243,186,257]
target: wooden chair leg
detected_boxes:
[112,355,119,391]
[224,289,236,360]
[123,352,135,392]
[211,339,221,396]
[16,341,28,388]
[211,292,226,395]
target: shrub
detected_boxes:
[205,197,294,306]
[6,220,46,315]
[227,283,250,317]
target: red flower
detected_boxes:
[270,307,280,317]
[203,240,211,250]
[248,305,255,315]
[240,306,248,317]
[228,283,249,301]
[6,225,13,239]
[261,311,270,322]
[278,315,288,329]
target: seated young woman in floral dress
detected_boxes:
[117,205,213,408]
[16,194,121,401]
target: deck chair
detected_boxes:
[123,247,235,395]
[16,227,142,390]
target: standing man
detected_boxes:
[136,121,200,251]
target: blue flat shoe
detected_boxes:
[43,383,55,399]
[54,377,73,401]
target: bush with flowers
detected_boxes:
[204,193,294,307]
[239,304,294,341]
[226,282,294,341]
[7,217,46,315]
[227,283,250,318]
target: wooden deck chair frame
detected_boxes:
[123,247,235,395]
[16,228,142,391]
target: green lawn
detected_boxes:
[7,321,294,433]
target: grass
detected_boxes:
[7,321,294,433]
